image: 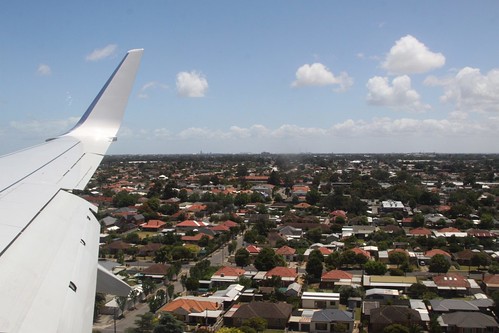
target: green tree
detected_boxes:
[235,248,251,267]
[216,328,244,333]
[389,252,409,268]
[116,296,128,318]
[471,252,491,270]
[384,324,410,333]
[254,247,278,271]
[428,254,451,273]
[306,189,321,205]
[306,227,323,243]
[242,317,268,332]
[148,289,166,313]
[153,312,184,333]
[185,277,200,291]
[142,278,156,297]
[113,190,139,207]
[407,283,428,299]
[132,311,156,333]
[364,261,387,275]
[340,250,357,268]
[306,256,324,281]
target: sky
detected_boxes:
[1,1,499,155]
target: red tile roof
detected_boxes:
[483,274,499,286]
[425,248,451,258]
[181,233,213,242]
[211,224,231,232]
[213,266,246,277]
[318,247,333,256]
[433,273,470,289]
[321,269,353,281]
[276,245,296,256]
[246,245,261,254]
[176,220,208,228]
[265,267,298,279]
[408,227,432,236]
[140,219,166,229]
[351,247,371,258]
[160,298,219,313]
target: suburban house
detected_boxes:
[224,301,292,329]
[321,270,354,289]
[140,219,166,232]
[175,220,209,232]
[369,305,422,333]
[210,266,246,287]
[159,297,222,324]
[423,273,480,296]
[275,245,296,261]
[140,263,171,280]
[302,292,340,309]
[483,275,499,294]
[363,275,417,292]
[264,267,298,286]
[438,311,499,333]
[310,309,354,333]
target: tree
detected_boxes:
[153,312,184,333]
[364,261,387,275]
[384,324,410,333]
[129,289,140,309]
[235,248,251,267]
[428,254,451,273]
[407,283,428,299]
[306,256,323,281]
[185,277,200,291]
[116,296,128,318]
[166,284,175,302]
[113,190,139,207]
[254,247,278,271]
[306,189,321,205]
[306,227,323,243]
[142,278,156,297]
[148,289,166,313]
[94,293,106,322]
[132,311,156,333]
[340,250,357,268]
[389,252,409,268]
[216,328,244,333]
[471,252,491,270]
[242,317,268,332]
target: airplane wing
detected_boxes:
[0,49,143,332]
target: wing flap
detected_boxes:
[0,191,99,332]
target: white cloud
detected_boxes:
[292,63,353,92]
[382,35,445,75]
[366,75,430,112]
[85,44,118,62]
[138,81,169,99]
[10,117,79,134]
[176,71,208,97]
[36,64,51,76]
[426,67,499,113]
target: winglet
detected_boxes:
[65,49,143,142]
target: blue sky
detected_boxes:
[1,1,499,154]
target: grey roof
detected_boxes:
[429,299,479,312]
[278,225,303,236]
[469,298,494,308]
[101,216,117,226]
[312,309,354,323]
[440,312,499,328]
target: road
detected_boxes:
[93,235,242,332]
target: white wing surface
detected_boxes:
[0,49,143,332]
